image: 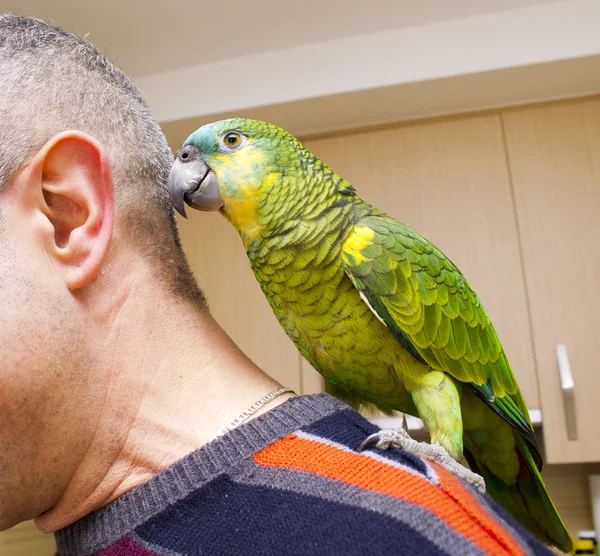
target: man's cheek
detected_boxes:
[0,359,43,443]
[0,399,25,530]
[0,380,27,447]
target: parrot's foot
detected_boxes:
[359,427,486,494]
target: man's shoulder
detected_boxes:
[55,395,553,556]
[247,401,552,556]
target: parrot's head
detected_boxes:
[168,118,298,215]
[168,118,344,241]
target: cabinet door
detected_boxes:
[178,212,302,393]
[303,114,540,407]
[503,99,600,463]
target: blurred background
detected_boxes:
[0,1,599,554]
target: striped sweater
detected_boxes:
[55,394,552,556]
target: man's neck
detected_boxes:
[35,271,291,532]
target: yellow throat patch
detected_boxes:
[212,142,276,244]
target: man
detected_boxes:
[0,15,552,556]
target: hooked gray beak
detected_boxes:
[168,144,223,218]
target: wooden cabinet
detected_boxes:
[303,115,540,407]
[503,99,600,463]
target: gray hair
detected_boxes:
[0,14,206,307]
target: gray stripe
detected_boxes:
[233,459,488,556]
[54,393,349,556]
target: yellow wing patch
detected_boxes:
[342,225,375,265]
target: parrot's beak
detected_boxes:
[168,144,223,218]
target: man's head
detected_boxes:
[0,15,203,299]
[0,15,205,529]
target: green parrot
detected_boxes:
[168,118,572,553]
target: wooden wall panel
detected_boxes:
[542,462,600,536]
[503,99,600,463]
[301,357,324,395]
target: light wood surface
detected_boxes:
[302,114,540,407]
[503,98,600,463]
[542,462,600,536]
[301,357,325,395]
[0,521,55,556]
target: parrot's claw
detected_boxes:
[359,427,486,494]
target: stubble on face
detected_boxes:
[0,224,95,529]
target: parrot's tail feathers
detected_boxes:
[465,439,574,554]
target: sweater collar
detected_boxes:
[54,393,347,556]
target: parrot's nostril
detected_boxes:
[178,145,199,163]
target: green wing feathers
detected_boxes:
[339,214,538,455]
[341,215,523,411]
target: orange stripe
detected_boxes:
[253,434,525,556]
[429,463,527,554]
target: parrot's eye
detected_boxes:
[222,131,243,149]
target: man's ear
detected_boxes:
[37,131,114,291]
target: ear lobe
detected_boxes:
[39,132,115,291]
